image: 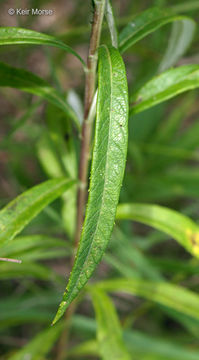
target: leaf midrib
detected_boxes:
[67,45,113,298]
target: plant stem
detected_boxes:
[56,2,105,360]
[75,0,106,248]
[0,257,22,263]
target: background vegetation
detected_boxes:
[1,0,199,359]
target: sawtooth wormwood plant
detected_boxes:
[1,0,199,359]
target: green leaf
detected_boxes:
[0,234,70,262]
[0,234,68,256]
[130,65,199,115]
[0,178,75,245]
[68,340,99,358]
[158,19,196,72]
[9,323,64,360]
[118,7,194,54]
[116,203,199,258]
[53,45,129,324]
[96,278,199,322]
[0,27,85,66]
[0,62,80,129]
[124,329,199,360]
[91,288,131,360]
[0,262,60,281]
[105,0,118,48]
[70,315,199,360]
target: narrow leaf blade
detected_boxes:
[0,27,85,66]
[53,45,129,323]
[0,62,80,128]
[97,278,199,322]
[118,7,194,54]
[105,0,118,48]
[9,323,64,360]
[116,203,199,258]
[91,288,131,360]
[131,65,199,115]
[158,19,196,72]
[0,178,75,245]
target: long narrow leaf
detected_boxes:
[130,65,199,115]
[118,7,195,54]
[9,323,64,360]
[0,62,80,128]
[116,203,199,258]
[0,178,75,245]
[53,45,129,324]
[0,27,85,66]
[105,0,118,48]
[91,288,131,360]
[158,19,196,72]
[96,278,199,322]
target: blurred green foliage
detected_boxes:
[0,0,199,359]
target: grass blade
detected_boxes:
[0,27,85,66]
[116,203,199,258]
[52,45,129,324]
[0,178,75,245]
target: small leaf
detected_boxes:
[105,0,118,48]
[130,65,199,115]
[116,203,199,258]
[158,19,196,72]
[118,7,195,54]
[96,278,199,322]
[91,288,131,360]
[0,27,85,66]
[9,323,64,360]
[53,45,129,324]
[0,178,75,245]
[0,62,80,128]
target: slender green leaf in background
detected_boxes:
[158,19,196,72]
[70,315,199,360]
[0,234,70,262]
[0,178,75,245]
[0,62,80,128]
[53,45,129,324]
[171,1,199,15]
[130,65,199,115]
[0,234,68,256]
[106,227,163,281]
[116,203,199,257]
[124,329,199,360]
[68,340,99,358]
[96,278,199,321]
[37,103,78,238]
[0,262,60,281]
[0,291,60,329]
[118,7,195,54]
[8,323,64,360]
[91,288,131,360]
[105,0,118,48]
[0,27,85,66]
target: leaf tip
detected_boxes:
[52,300,68,325]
